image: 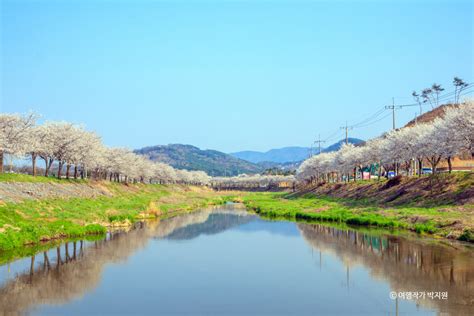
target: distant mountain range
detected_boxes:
[230,138,364,164]
[135,138,364,176]
[230,147,311,164]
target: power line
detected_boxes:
[352,107,386,128]
[353,112,392,129]
[323,129,343,142]
[385,85,474,130]
[314,83,473,150]
[351,85,473,132]
[351,84,473,132]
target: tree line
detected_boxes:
[0,115,298,188]
[211,174,296,190]
[297,100,473,184]
[0,117,210,185]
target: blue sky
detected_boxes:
[1,0,472,152]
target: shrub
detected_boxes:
[108,214,136,223]
[458,229,474,242]
[380,175,402,190]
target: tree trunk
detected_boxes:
[447,157,452,173]
[57,161,63,179]
[65,164,71,179]
[429,156,442,174]
[418,159,423,177]
[56,247,62,268]
[0,150,4,173]
[405,161,411,175]
[32,153,37,176]
[43,252,51,270]
[48,158,54,176]
[74,166,78,179]
[43,157,53,177]
[30,255,35,277]
[43,158,49,176]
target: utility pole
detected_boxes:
[385,97,417,130]
[314,134,326,154]
[384,98,399,130]
[392,97,395,130]
[340,121,353,144]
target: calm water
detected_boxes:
[0,204,473,315]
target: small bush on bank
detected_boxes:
[458,229,474,242]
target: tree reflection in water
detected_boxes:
[0,205,472,315]
[0,205,253,314]
[298,223,474,315]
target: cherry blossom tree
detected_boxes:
[296,100,474,182]
[0,113,36,173]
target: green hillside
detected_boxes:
[135,144,263,176]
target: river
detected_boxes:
[0,203,473,315]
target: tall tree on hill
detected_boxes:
[431,83,444,107]
[412,91,423,115]
[421,88,435,109]
[453,77,469,104]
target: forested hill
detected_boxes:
[135,144,263,176]
[136,139,365,176]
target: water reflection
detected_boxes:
[298,224,474,315]
[0,205,253,314]
[160,210,256,240]
[0,205,472,315]
[0,229,149,314]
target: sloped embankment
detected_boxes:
[0,182,112,203]
[293,173,474,206]
[0,177,233,254]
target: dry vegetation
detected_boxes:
[294,172,474,206]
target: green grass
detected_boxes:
[241,192,472,241]
[0,173,86,183]
[0,220,107,251]
[0,182,231,254]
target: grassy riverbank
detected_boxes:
[240,172,474,242]
[1,172,473,261]
[241,190,474,242]
[0,175,233,253]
